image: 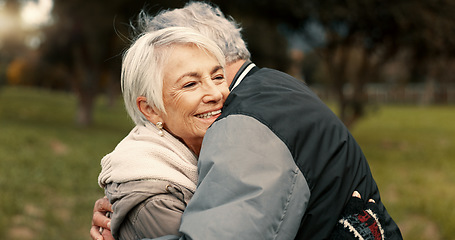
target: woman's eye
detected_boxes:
[183,82,196,88]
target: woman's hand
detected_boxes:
[90,196,114,240]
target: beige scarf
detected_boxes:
[98,122,198,192]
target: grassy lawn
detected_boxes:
[0,86,133,239]
[350,104,455,240]
[0,86,454,239]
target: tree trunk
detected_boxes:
[345,48,370,127]
[320,44,350,126]
[73,69,98,126]
[76,90,95,126]
[72,44,98,126]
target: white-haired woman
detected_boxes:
[96,26,229,240]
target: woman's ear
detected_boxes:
[136,96,163,124]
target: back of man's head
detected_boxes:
[135,1,250,64]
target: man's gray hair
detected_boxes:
[121,26,226,126]
[135,1,250,64]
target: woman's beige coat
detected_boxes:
[105,180,193,239]
[98,123,197,240]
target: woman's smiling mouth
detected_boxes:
[195,109,222,119]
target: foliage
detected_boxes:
[1,86,454,239]
[3,0,455,127]
[211,0,455,126]
[16,0,188,126]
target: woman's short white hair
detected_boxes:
[135,2,250,64]
[122,26,226,126]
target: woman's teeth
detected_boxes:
[196,110,221,119]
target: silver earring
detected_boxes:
[156,122,164,137]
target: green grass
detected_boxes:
[0,86,133,239]
[350,105,455,240]
[0,86,454,239]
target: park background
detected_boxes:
[0,0,454,239]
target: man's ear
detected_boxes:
[136,96,163,124]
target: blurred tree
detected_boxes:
[318,0,454,124]
[211,0,455,126]
[40,0,186,126]
[210,0,293,71]
[40,0,289,126]
[6,0,454,126]
[0,0,25,85]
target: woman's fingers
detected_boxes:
[92,211,111,229]
[90,225,103,240]
[90,196,113,240]
[94,196,113,213]
[92,197,112,230]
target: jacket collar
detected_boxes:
[229,61,256,91]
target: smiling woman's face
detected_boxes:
[159,44,229,155]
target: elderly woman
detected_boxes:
[97,26,229,240]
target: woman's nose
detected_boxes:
[202,81,223,103]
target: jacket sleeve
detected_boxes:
[175,115,310,240]
[106,181,191,240]
[117,193,185,239]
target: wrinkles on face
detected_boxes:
[158,44,229,155]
